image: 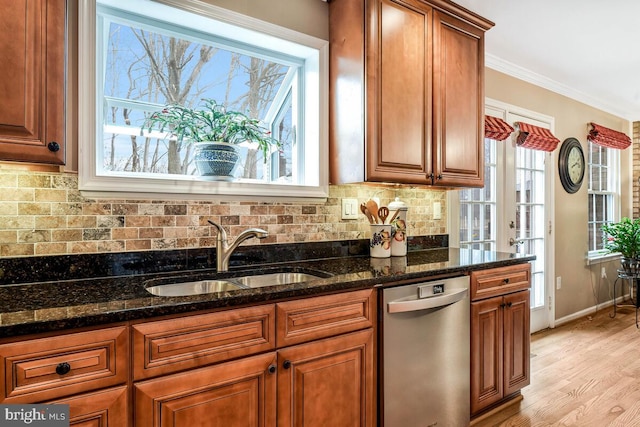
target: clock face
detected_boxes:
[558,138,584,193]
[568,146,584,183]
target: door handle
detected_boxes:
[509,238,524,247]
[387,288,468,313]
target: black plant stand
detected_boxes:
[610,269,640,328]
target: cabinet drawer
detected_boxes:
[132,304,276,380]
[276,289,375,347]
[0,326,128,403]
[470,263,531,301]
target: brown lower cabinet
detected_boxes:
[0,289,375,427]
[0,326,129,426]
[131,288,376,427]
[470,264,531,417]
[134,329,374,427]
[50,386,128,427]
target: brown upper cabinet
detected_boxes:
[329,0,493,187]
[0,0,66,165]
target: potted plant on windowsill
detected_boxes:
[145,99,280,181]
[601,217,640,275]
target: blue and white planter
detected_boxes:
[194,141,239,181]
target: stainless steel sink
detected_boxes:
[145,280,245,296]
[234,272,324,288]
[144,270,330,296]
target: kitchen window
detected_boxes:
[78,0,328,199]
[588,140,620,256]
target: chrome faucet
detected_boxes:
[208,220,268,272]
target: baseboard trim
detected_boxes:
[555,294,629,327]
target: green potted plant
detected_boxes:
[601,217,640,274]
[145,98,280,180]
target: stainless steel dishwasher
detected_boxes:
[380,275,470,427]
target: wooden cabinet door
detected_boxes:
[470,295,504,415]
[134,352,276,427]
[432,10,485,187]
[503,290,530,396]
[0,0,65,165]
[365,0,433,185]
[277,329,374,427]
[50,386,128,427]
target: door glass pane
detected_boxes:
[459,138,496,251]
[460,203,469,242]
[515,146,546,310]
[531,271,545,308]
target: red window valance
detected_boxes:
[484,116,514,141]
[515,122,560,152]
[587,122,631,150]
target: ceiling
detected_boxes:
[453,0,640,121]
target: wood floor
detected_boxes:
[475,304,640,427]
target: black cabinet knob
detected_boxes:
[268,364,276,374]
[55,362,71,375]
[47,141,60,152]
[283,360,292,369]
[503,278,510,284]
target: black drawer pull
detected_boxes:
[283,360,291,369]
[503,278,510,284]
[55,362,71,375]
[268,364,277,374]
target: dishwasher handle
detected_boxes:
[387,287,468,313]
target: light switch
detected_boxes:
[342,198,359,220]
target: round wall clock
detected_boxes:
[558,137,585,194]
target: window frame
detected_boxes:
[587,140,621,259]
[78,0,329,200]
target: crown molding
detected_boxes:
[485,53,635,122]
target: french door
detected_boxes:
[454,102,554,333]
[508,111,551,333]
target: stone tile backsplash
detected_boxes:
[0,169,447,257]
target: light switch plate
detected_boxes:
[433,202,442,220]
[342,198,359,220]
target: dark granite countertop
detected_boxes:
[0,238,535,338]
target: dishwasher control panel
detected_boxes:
[418,282,445,299]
